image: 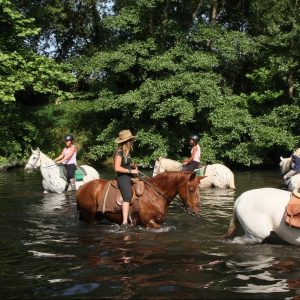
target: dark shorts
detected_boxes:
[181,161,200,172]
[65,164,76,182]
[116,173,132,202]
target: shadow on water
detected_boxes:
[1,168,300,299]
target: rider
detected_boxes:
[114,129,139,228]
[54,134,77,191]
[181,134,201,172]
[283,147,300,180]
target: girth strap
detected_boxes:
[102,181,112,213]
[203,165,208,175]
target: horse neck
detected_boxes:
[151,172,179,200]
[282,158,291,173]
[39,151,54,166]
[39,151,58,180]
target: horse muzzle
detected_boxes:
[187,207,200,216]
[24,165,33,173]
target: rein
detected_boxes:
[137,171,186,208]
[27,151,56,169]
[41,164,57,168]
[26,151,41,169]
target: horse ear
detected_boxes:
[197,176,206,182]
[36,147,40,151]
[280,156,283,161]
[189,172,196,181]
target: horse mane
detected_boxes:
[148,171,178,186]
[148,171,194,186]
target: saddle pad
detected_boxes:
[285,194,300,228]
[75,168,84,181]
[195,165,207,176]
[58,165,67,181]
[98,179,144,211]
[58,165,86,182]
[97,181,123,213]
[77,166,87,176]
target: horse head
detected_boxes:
[24,148,41,172]
[152,157,183,177]
[178,172,205,216]
[279,156,291,175]
[152,157,162,177]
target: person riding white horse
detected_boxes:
[25,148,99,193]
[279,155,300,192]
[153,157,235,189]
[181,134,201,172]
[54,134,77,192]
[283,148,300,180]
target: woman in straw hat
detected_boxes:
[114,129,139,228]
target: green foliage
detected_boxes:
[1,0,300,169]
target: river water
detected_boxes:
[1,167,300,299]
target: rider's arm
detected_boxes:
[114,153,138,174]
[54,150,65,163]
[183,146,197,165]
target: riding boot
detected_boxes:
[64,183,70,192]
[70,179,76,191]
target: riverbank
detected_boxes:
[0,157,25,172]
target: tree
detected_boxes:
[0,0,75,163]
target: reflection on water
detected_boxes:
[1,168,300,299]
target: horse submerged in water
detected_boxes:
[224,187,300,245]
[25,148,100,193]
[76,171,205,228]
[153,157,235,189]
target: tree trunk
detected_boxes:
[288,74,294,98]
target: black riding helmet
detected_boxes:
[189,134,199,143]
[64,134,74,142]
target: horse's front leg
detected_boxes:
[146,219,161,228]
[42,180,52,193]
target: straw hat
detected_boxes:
[115,129,135,144]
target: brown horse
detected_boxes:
[76,171,205,228]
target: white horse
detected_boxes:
[24,148,100,193]
[152,157,235,189]
[224,187,300,245]
[279,156,300,192]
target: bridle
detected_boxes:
[26,151,57,169]
[138,171,198,210]
[26,151,41,169]
[178,172,200,208]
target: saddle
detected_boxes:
[97,178,145,213]
[195,165,207,176]
[285,192,300,228]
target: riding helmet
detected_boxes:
[189,134,199,143]
[64,134,74,142]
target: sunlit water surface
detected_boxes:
[1,168,300,299]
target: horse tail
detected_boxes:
[222,209,239,239]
